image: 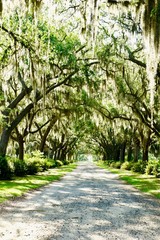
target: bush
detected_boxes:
[63,160,70,165]
[26,157,51,175]
[0,156,13,179]
[102,160,111,166]
[24,151,53,175]
[110,161,122,169]
[131,160,147,174]
[68,159,75,164]
[26,158,40,175]
[47,158,56,168]
[41,159,52,171]
[145,159,160,177]
[55,160,63,167]
[152,161,160,178]
[121,161,133,170]
[145,160,155,175]
[32,150,44,158]
[13,159,27,176]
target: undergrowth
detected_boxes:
[0,163,77,203]
[97,161,160,199]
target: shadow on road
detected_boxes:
[0,162,160,240]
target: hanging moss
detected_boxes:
[153,2,160,50]
[25,0,42,15]
[143,0,160,51]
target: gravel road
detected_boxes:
[0,162,160,240]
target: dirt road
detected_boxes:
[0,162,160,240]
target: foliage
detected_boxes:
[69,159,75,164]
[145,159,160,177]
[13,159,27,176]
[31,150,44,158]
[0,149,74,179]
[131,160,147,174]
[0,163,77,204]
[63,160,70,165]
[46,158,56,168]
[26,157,50,175]
[0,156,13,180]
[99,158,160,178]
[97,161,160,199]
[55,160,63,167]
[110,161,122,169]
[121,161,133,170]
[0,0,160,181]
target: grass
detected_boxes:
[0,163,77,204]
[97,161,160,199]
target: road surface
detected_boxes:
[0,162,160,240]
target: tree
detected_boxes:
[0,5,94,157]
[0,0,160,170]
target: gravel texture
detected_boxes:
[0,161,160,240]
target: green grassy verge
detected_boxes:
[97,161,160,199]
[0,163,77,204]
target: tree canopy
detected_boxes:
[0,0,160,167]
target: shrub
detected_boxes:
[110,162,115,168]
[26,158,40,175]
[69,159,75,164]
[0,156,13,179]
[110,161,122,169]
[148,153,157,161]
[41,159,51,171]
[145,159,160,177]
[63,160,70,165]
[47,158,56,168]
[13,159,27,176]
[152,161,160,178]
[24,150,52,175]
[145,160,155,175]
[26,157,51,175]
[121,161,133,170]
[32,150,44,158]
[103,160,111,166]
[55,160,63,167]
[115,161,122,169]
[24,153,32,160]
[131,160,147,174]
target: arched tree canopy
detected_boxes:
[0,0,160,164]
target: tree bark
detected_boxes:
[0,70,78,157]
[120,142,126,162]
[0,103,33,156]
[142,136,150,162]
[0,129,12,156]
[17,134,24,160]
[127,145,132,162]
[142,145,149,162]
[39,117,57,153]
[133,139,140,162]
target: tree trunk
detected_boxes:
[140,129,151,162]
[0,71,77,157]
[0,128,12,156]
[142,138,150,162]
[39,118,57,153]
[127,146,132,161]
[18,135,24,160]
[114,146,120,161]
[142,146,148,162]
[120,142,126,162]
[133,138,140,162]
[0,103,33,157]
